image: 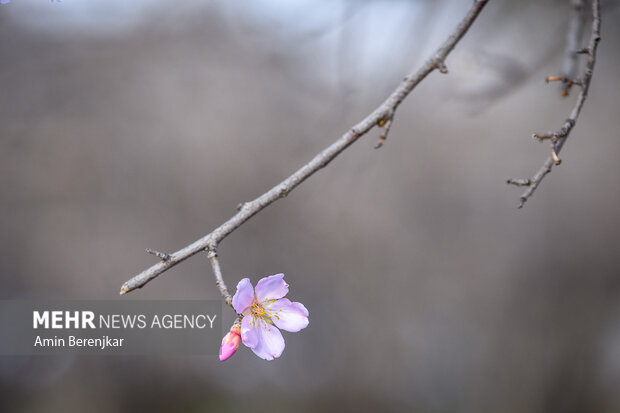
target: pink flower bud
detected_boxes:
[219,325,241,361]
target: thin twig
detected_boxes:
[546,75,583,92]
[145,248,171,261]
[508,0,600,209]
[561,0,587,96]
[206,248,232,306]
[506,178,531,187]
[119,0,489,295]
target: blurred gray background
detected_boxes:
[1,0,620,412]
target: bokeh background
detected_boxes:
[1,0,620,412]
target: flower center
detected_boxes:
[251,302,267,318]
[248,300,283,330]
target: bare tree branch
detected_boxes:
[119,0,489,296]
[508,0,600,208]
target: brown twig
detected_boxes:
[508,0,600,209]
[119,0,489,296]
[546,75,583,96]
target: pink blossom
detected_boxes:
[231,274,309,360]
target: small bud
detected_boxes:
[219,324,241,361]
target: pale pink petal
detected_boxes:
[240,315,259,349]
[232,278,254,314]
[268,298,309,332]
[249,320,285,360]
[255,273,289,302]
[241,315,285,359]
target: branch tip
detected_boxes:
[507,178,531,187]
[146,248,171,261]
[374,137,386,149]
[545,75,562,83]
[551,146,562,165]
[533,132,558,142]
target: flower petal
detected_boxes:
[255,273,289,302]
[232,278,254,314]
[254,326,286,360]
[241,315,285,360]
[268,298,309,332]
[240,315,259,349]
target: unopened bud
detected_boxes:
[219,324,241,361]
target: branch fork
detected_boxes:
[374,110,395,149]
[545,75,583,97]
[435,60,449,74]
